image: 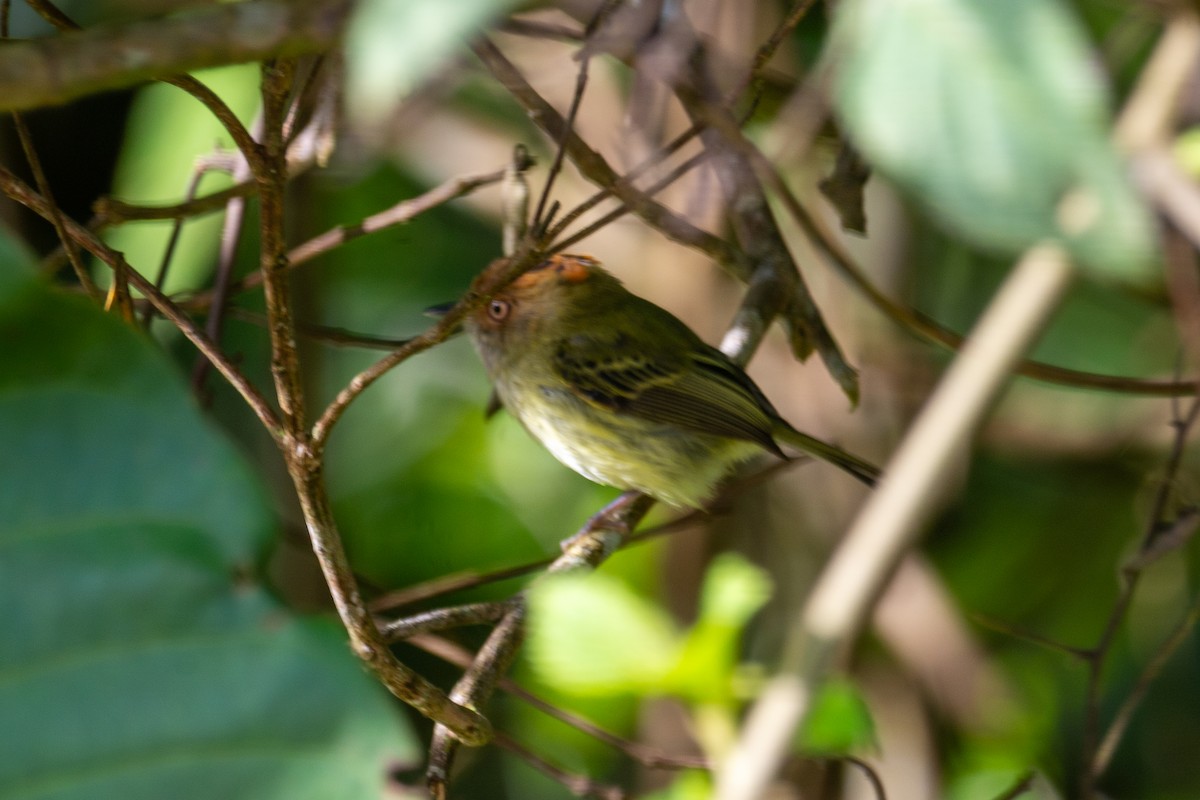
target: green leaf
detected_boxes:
[667,554,772,703]
[797,678,876,755]
[526,572,680,695]
[641,770,712,800]
[831,0,1155,280]
[695,553,773,626]
[947,769,1061,800]
[1175,127,1200,177]
[345,0,523,132]
[0,237,414,800]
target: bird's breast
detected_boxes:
[496,378,763,507]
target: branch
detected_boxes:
[170,165,507,314]
[243,61,490,745]
[8,110,100,300]
[677,42,858,397]
[1091,597,1200,779]
[716,244,1075,800]
[0,0,351,112]
[471,37,747,276]
[412,633,710,771]
[427,493,657,794]
[288,167,507,266]
[94,183,255,223]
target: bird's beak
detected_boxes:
[424,301,464,335]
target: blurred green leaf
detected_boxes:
[642,770,712,800]
[0,221,36,298]
[832,0,1155,280]
[0,237,413,800]
[668,554,771,703]
[526,572,679,695]
[1175,127,1200,177]
[797,678,876,755]
[947,768,1062,800]
[695,553,774,626]
[346,0,523,132]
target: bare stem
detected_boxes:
[716,245,1075,800]
[249,60,492,744]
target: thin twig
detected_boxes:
[227,307,416,350]
[843,757,888,800]
[552,150,709,254]
[677,44,856,392]
[969,614,1091,661]
[368,460,804,615]
[192,125,259,396]
[288,167,506,266]
[255,59,305,436]
[540,128,698,244]
[493,731,625,800]
[412,633,711,771]
[141,159,228,328]
[472,37,745,274]
[1092,598,1200,778]
[1,5,98,299]
[497,17,585,43]
[502,145,534,255]
[754,124,1197,396]
[427,492,658,790]
[94,182,255,224]
[738,0,822,107]
[176,166,507,313]
[429,608,529,796]
[531,49,589,232]
[369,558,554,613]
[380,601,515,642]
[249,59,491,745]
[9,113,101,300]
[1078,395,1200,797]
[310,247,546,453]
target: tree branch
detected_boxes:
[716,244,1075,800]
[0,0,351,112]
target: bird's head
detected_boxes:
[464,254,621,369]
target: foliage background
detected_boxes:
[1,1,1198,799]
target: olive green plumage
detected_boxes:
[465,254,878,507]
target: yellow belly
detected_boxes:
[507,383,763,508]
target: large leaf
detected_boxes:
[0,235,414,800]
[831,0,1155,280]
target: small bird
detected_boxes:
[464,254,879,508]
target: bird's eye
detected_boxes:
[487,299,511,321]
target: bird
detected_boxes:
[463,254,879,508]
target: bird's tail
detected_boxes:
[773,425,881,487]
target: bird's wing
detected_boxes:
[552,329,782,455]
